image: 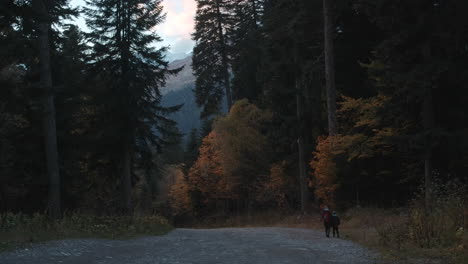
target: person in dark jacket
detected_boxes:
[321,207,331,238]
[331,211,341,238]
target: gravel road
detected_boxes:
[0,227,379,264]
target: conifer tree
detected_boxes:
[33,0,77,218]
[229,0,264,102]
[200,118,214,139]
[85,0,180,213]
[323,0,337,136]
[184,128,200,168]
[192,0,233,117]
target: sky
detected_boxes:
[69,0,196,55]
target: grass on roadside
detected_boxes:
[184,202,467,264]
[340,206,468,264]
[184,210,326,229]
[0,213,173,252]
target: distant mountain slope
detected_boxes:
[164,51,191,64]
[161,55,202,141]
[161,55,194,95]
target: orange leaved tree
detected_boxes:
[187,99,272,215]
[310,136,338,206]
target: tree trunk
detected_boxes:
[296,78,308,214]
[119,1,133,215]
[35,0,61,219]
[323,0,337,136]
[423,86,434,212]
[121,142,132,214]
[421,40,434,212]
[215,0,232,111]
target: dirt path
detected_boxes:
[0,227,378,263]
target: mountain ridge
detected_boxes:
[161,55,201,142]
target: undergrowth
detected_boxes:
[342,179,468,264]
[0,213,172,252]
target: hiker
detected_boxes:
[331,211,341,238]
[321,207,331,238]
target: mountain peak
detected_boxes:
[165,51,191,63]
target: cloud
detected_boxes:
[157,0,196,53]
[69,0,195,53]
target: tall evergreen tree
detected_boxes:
[192,0,233,118]
[85,0,180,213]
[229,0,264,102]
[323,0,337,136]
[353,0,468,209]
[33,0,77,218]
[260,0,326,211]
[0,0,77,214]
[200,118,214,139]
[184,128,200,168]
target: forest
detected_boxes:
[1,0,468,246]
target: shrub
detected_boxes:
[407,179,467,249]
[376,216,409,250]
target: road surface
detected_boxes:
[0,227,378,264]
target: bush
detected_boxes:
[376,216,409,250]
[358,179,468,263]
[407,179,467,249]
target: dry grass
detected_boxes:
[187,205,467,264]
[337,207,468,264]
[0,213,173,252]
[186,210,332,230]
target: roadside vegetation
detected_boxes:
[335,181,467,264]
[172,180,467,264]
[0,214,172,252]
[344,210,467,263]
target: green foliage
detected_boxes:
[0,0,182,214]
[192,0,233,117]
[229,0,264,102]
[328,0,468,206]
[84,0,181,154]
[184,128,200,168]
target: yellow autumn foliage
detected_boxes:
[167,165,193,216]
[256,161,296,209]
[310,136,338,206]
[186,99,273,212]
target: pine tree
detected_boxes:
[260,0,325,212]
[323,0,337,136]
[0,0,76,215]
[353,0,468,209]
[192,0,233,118]
[33,0,77,219]
[200,118,214,139]
[184,128,200,168]
[85,0,181,213]
[229,0,264,102]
